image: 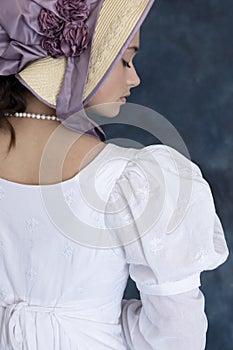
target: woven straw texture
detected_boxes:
[19,0,150,107]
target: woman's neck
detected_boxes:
[25,91,57,116]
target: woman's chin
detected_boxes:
[85,102,123,118]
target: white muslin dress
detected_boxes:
[0,143,228,350]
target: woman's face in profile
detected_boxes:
[85,30,141,117]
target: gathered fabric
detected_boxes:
[0,297,127,350]
[0,143,228,349]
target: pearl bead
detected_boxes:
[5,112,60,122]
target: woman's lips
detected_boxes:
[120,97,127,103]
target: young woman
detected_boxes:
[0,0,228,349]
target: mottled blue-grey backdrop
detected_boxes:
[102,0,232,349]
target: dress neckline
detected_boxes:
[0,143,112,189]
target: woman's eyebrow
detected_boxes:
[127,46,139,52]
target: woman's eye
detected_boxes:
[122,59,131,68]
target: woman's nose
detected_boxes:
[127,65,141,88]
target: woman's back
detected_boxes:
[0,118,106,186]
[0,141,130,349]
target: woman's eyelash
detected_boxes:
[122,59,131,68]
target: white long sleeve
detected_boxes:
[121,288,207,349]
[104,145,228,349]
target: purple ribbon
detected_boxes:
[0,0,155,139]
[0,0,105,138]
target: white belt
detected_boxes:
[1,301,63,349]
[0,299,121,350]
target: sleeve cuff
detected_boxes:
[137,273,201,296]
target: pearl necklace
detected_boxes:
[5,112,60,121]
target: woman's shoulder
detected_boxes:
[103,143,203,183]
[104,143,207,210]
[93,143,206,211]
[104,143,229,280]
[62,141,207,206]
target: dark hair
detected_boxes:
[0,76,106,150]
[0,75,27,153]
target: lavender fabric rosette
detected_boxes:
[39,0,90,58]
[0,0,105,138]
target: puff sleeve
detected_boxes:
[104,145,229,349]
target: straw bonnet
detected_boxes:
[0,0,155,137]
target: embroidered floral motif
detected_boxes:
[27,239,34,250]
[93,214,102,225]
[137,191,147,200]
[195,249,208,264]
[149,238,164,255]
[64,188,77,207]
[0,186,5,200]
[0,288,8,301]
[62,244,74,258]
[38,0,89,58]
[25,267,38,281]
[25,218,39,233]
[109,190,120,202]
[177,164,201,179]
[123,211,133,224]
